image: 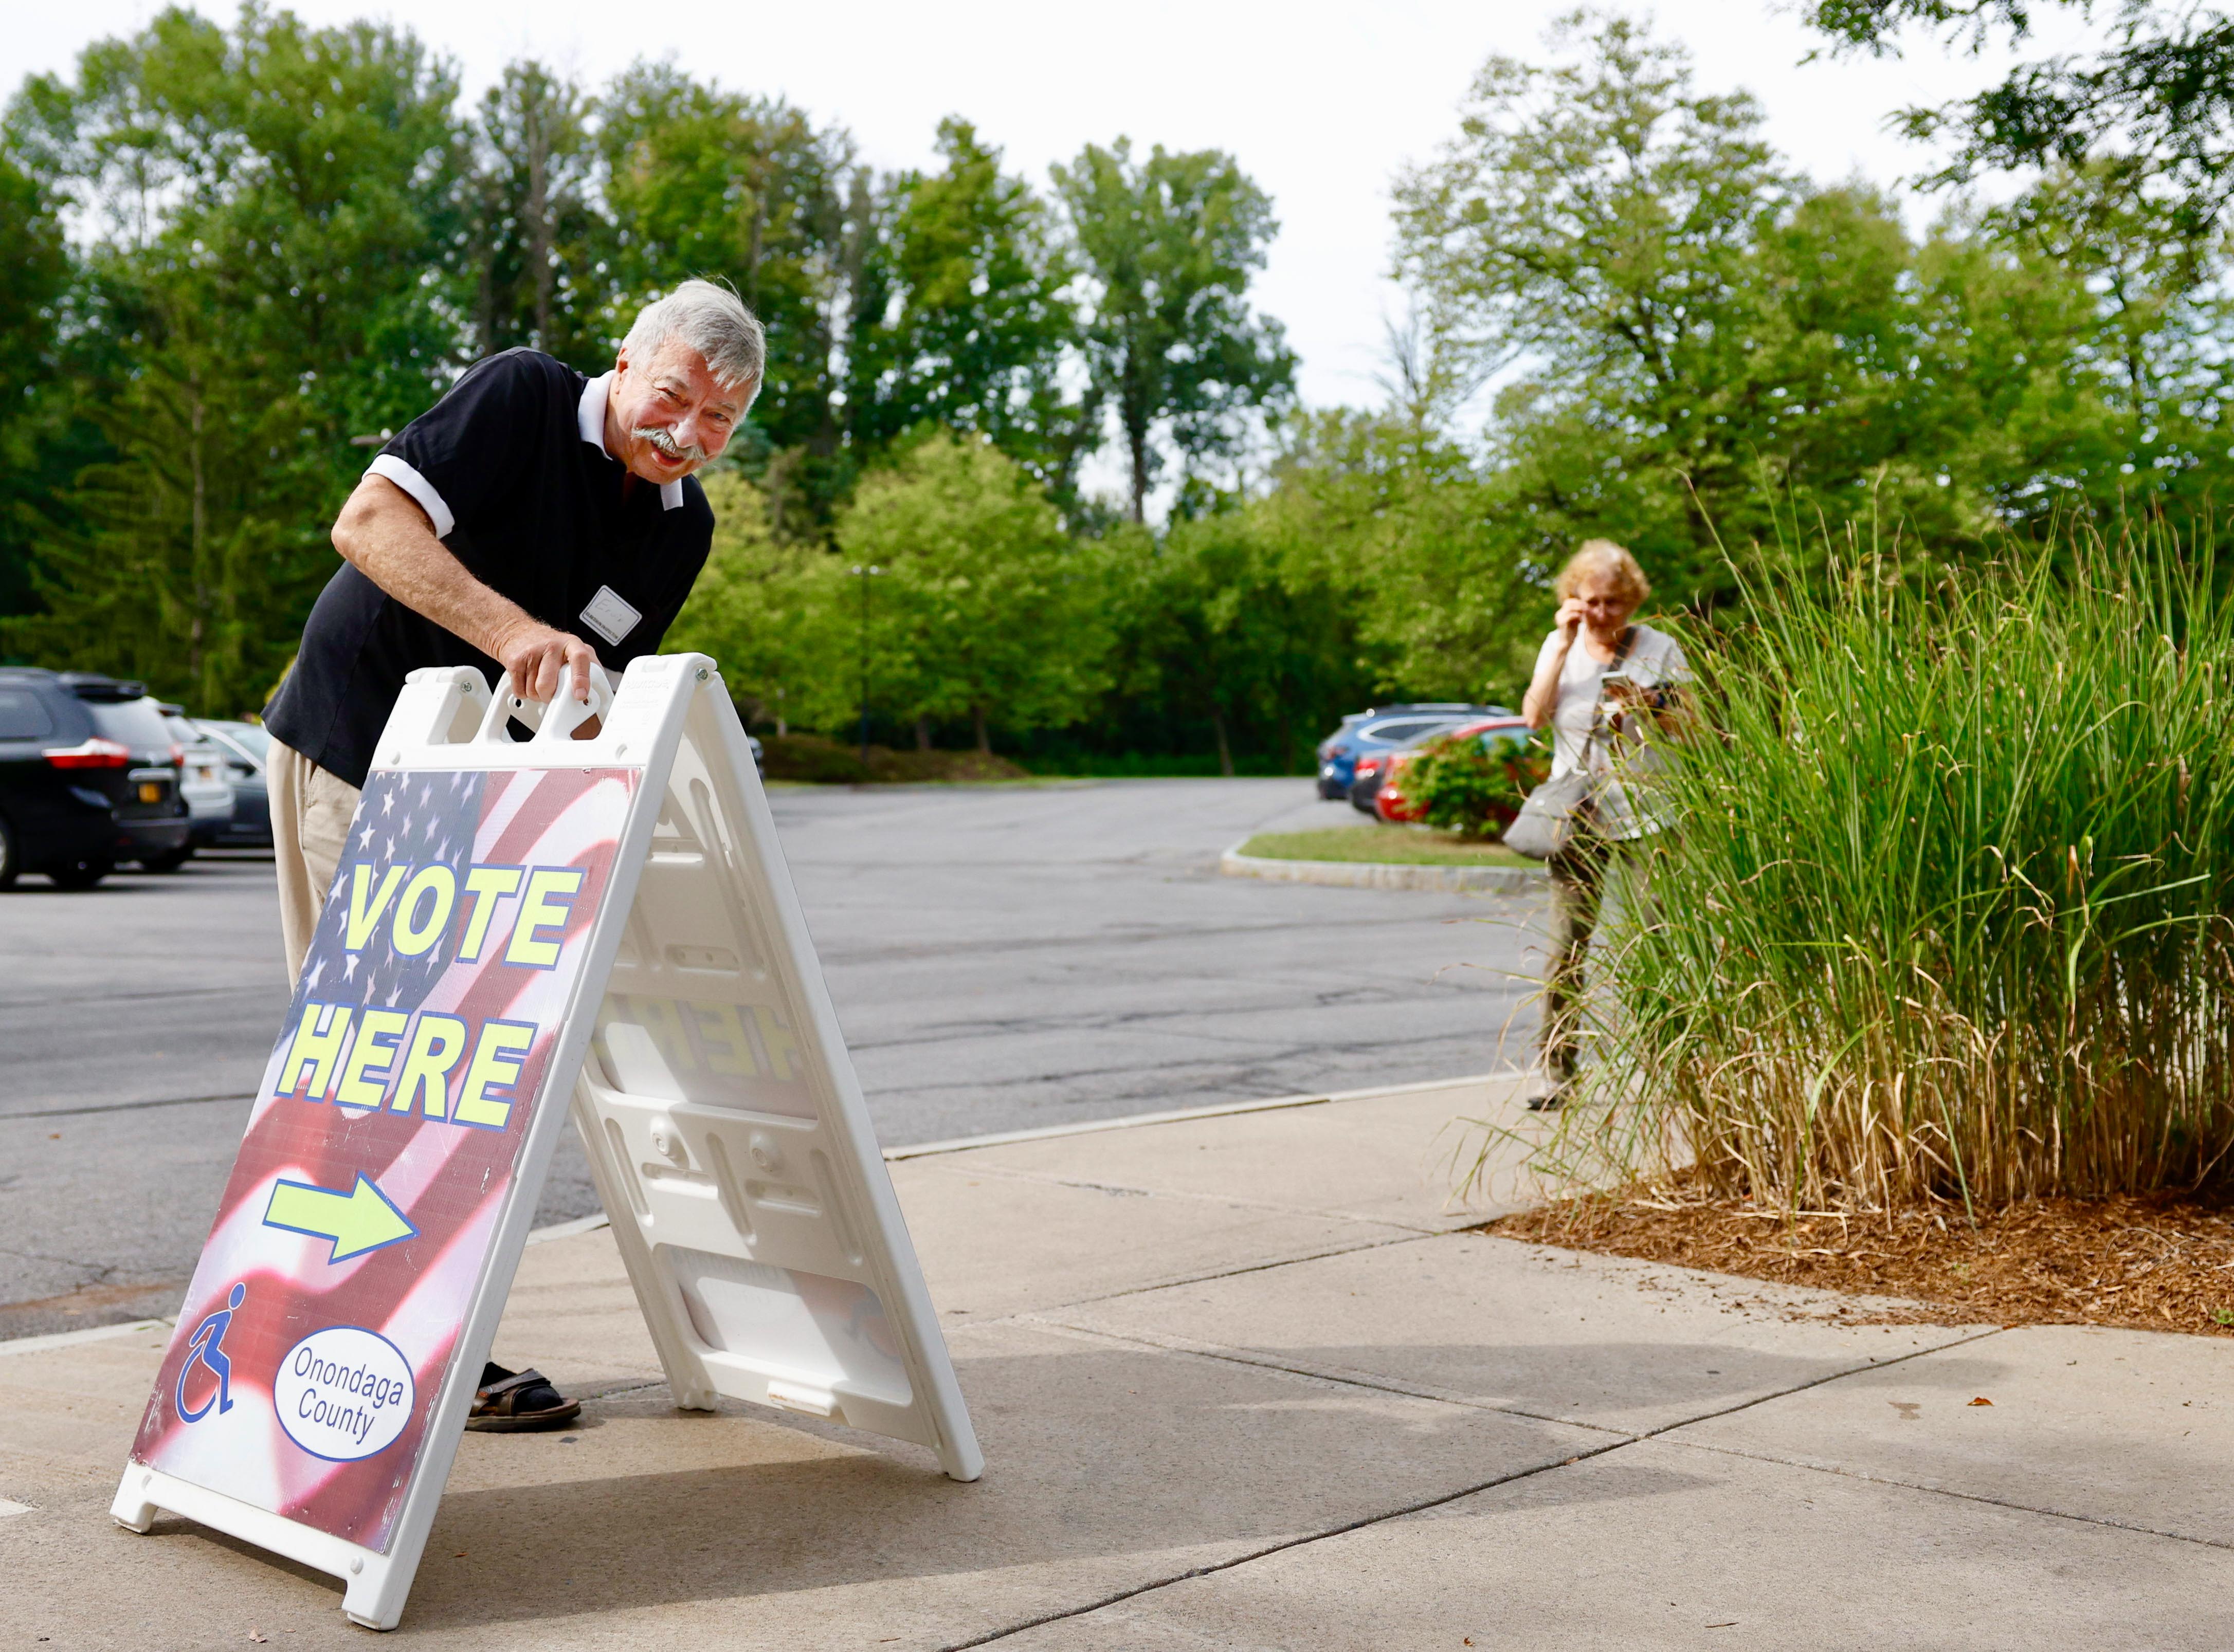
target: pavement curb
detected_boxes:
[884,1070,1521,1160]
[0,1317,172,1358]
[1220,840,1547,894]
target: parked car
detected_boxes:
[0,669,190,889]
[161,704,237,854]
[1375,718,1536,825]
[1346,748,1400,816]
[191,719,274,848]
[1315,703,1509,800]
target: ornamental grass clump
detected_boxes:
[1558,535,2234,1214]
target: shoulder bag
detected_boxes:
[1501,626,1634,861]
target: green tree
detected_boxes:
[1122,491,1379,774]
[1796,4,2234,527]
[3,3,469,710]
[1803,1,2234,241]
[844,120,1085,498]
[1393,9,1797,589]
[0,147,69,622]
[1053,138,1296,520]
[1389,8,2231,604]
[470,61,605,370]
[1272,411,1536,706]
[835,433,1107,751]
[597,66,855,521]
[665,468,850,729]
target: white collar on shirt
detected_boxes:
[578,372,683,511]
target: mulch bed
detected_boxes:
[1484,1168,2234,1336]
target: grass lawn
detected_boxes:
[1236,825,1533,868]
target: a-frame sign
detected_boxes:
[111,655,981,1631]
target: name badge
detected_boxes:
[579,585,641,646]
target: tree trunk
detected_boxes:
[188,385,207,697]
[1125,358,1151,521]
[973,704,990,755]
[915,715,932,752]
[775,687,787,738]
[526,106,554,347]
[1128,419,1151,523]
[1211,707,1233,778]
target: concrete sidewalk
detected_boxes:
[6,1076,2234,1648]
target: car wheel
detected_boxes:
[138,845,194,874]
[47,855,111,891]
[0,815,16,891]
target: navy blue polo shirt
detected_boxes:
[266,348,715,787]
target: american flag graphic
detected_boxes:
[131,765,634,1551]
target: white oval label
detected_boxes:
[274,1327,415,1462]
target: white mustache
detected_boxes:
[631,425,706,464]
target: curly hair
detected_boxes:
[1553,538,1650,607]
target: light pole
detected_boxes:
[851,564,883,766]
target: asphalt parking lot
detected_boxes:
[0,779,1546,1337]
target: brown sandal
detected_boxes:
[466,1363,580,1432]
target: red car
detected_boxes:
[1375,717,1534,825]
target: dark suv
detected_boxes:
[0,669,190,889]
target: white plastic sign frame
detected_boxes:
[112,654,980,1631]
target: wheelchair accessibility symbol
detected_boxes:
[176,1282,247,1423]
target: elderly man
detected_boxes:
[261,279,762,1429]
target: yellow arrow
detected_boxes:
[262,1173,417,1263]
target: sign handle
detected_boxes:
[474,664,616,746]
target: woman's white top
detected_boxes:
[1536,622,1690,838]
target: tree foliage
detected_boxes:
[845,120,1086,500]
[833,434,1110,751]
[596,65,855,516]
[3,3,466,711]
[1392,8,2234,611]
[0,5,1293,724]
[471,61,602,370]
[662,468,844,730]
[0,148,69,618]
[1803,2,2234,239]
[1054,139,1296,520]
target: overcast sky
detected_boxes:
[5,1,2078,414]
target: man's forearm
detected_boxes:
[330,474,599,703]
[331,476,535,658]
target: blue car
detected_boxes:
[1315,703,1510,799]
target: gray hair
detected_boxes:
[623,278,766,397]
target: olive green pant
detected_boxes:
[1541,835,1612,1083]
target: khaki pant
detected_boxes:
[1541,835,1611,1084]
[268,739,361,983]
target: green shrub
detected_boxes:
[1516,533,2234,1214]
[1405,730,1550,838]
[760,733,871,783]
[759,732,1029,784]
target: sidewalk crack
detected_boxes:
[940,1438,1632,1650]
[1654,1431,2234,1552]
[945,1325,2015,1648]
[1014,1313,1639,1441]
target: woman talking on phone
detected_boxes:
[1518,540,1689,1109]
